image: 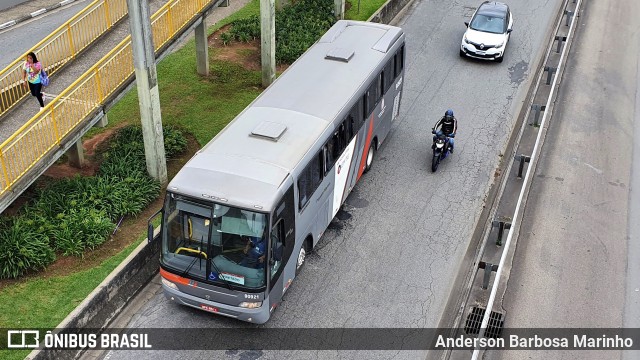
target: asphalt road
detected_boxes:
[0,0,29,12]
[486,0,640,359]
[0,0,90,69]
[91,0,564,359]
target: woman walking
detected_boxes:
[22,52,45,111]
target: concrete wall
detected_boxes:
[367,0,413,24]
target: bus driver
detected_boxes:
[240,236,266,269]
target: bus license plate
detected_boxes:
[200,304,218,313]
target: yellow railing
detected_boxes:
[0,0,213,194]
[0,0,128,117]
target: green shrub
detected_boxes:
[0,125,185,266]
[51,209,115,256]
[225,0,336,64]
[0,217,56,279]
[163,125,188,158]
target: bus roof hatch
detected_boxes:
[250,121,287,141]
[325,48,354,62]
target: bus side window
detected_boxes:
[365,80,379,116]
[270,220,284,277]
[383,59,394,94]
[362,93,368,122]
[394,44,405,78]
[351,98,364,132]
[324,142,335,174]
[345,115,355,142]
[298,151,324,210]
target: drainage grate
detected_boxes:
[464,306,505,338]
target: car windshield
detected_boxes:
[470,13,506,34]
[161,193,268,289]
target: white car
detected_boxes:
[460,1,513,63]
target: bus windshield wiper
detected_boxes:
[209,255,234,291]
[181,255,199,278]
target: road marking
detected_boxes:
[583,162,603,174]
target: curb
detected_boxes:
[0,0,77,31]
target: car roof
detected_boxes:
[477,1,509,17]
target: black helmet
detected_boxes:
[445,109,454,119]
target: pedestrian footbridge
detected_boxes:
[0,0,225,213]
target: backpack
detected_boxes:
[40,69,50,87]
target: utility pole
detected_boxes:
[334,0,345,19]
[126,0,168,184]
[195,17,209,76]
[260,0,276,87]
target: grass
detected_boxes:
[88,51,262,146]
[345,0,388,21]
[0,234,146,360]
[86,0,264,145]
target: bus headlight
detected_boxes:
[239,301,262,309]
[161,277,178,290]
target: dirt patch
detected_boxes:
[208,25,289,72]
[84,123,128,157]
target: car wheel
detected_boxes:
[496,55,504,63]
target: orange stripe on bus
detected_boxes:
[357,115,375,182]
[160,268,190,285]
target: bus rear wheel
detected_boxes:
[296,238,312,274]
[364,144,375,173]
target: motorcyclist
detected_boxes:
[433,109,458,153]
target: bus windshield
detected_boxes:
[161,193,268,289]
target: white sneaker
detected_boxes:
[39,107,44,112]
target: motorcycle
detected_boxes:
[431,129,453,172]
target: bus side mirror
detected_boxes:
[147,208,162,243]
[148,224,155,243]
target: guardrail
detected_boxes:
[469,0,584,358]
[0,0,128,118]
[0,0,214,195]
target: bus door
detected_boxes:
[268,184,295,310]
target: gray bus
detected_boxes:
[149,20,406,324]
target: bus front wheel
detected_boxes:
[364,144,375,173]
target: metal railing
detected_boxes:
[0,0,128,117]
[0,0,213,195]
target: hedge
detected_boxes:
[0,125,187,278]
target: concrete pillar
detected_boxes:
[126,0,168,184]
[67,139,85,168]
[334,0,345,20]
[94,113,108,128]
[195,18,209,76]
[260,0,276,87]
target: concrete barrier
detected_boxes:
[367,0,414,24]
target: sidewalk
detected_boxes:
[0,0,251,144]
[0,0,166,143]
